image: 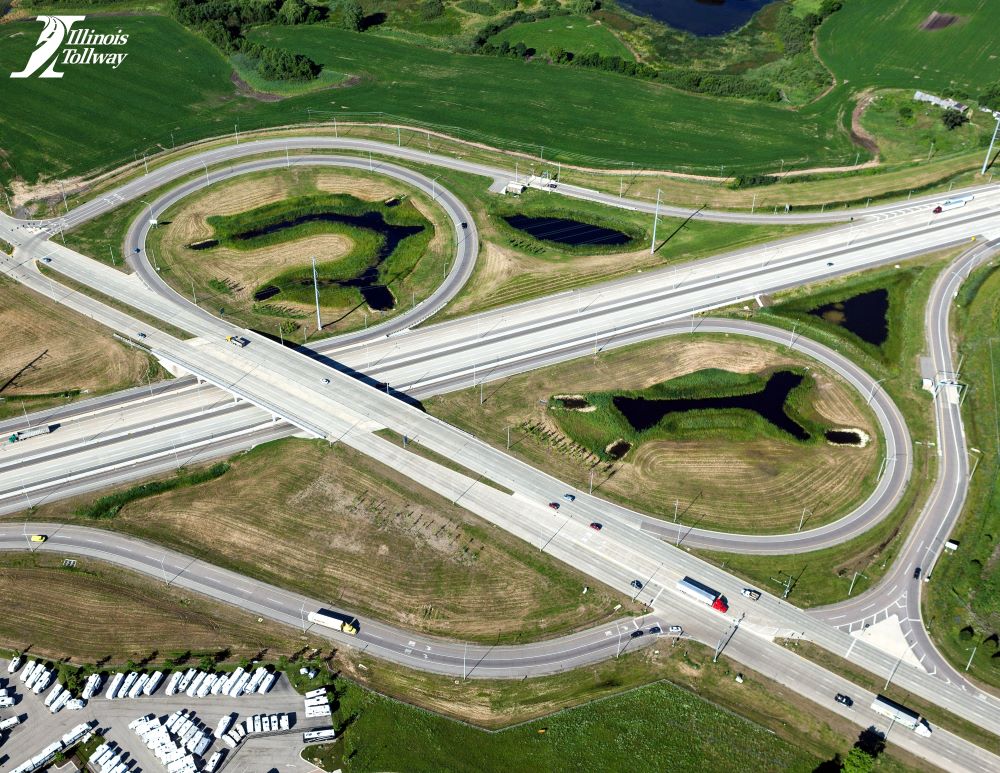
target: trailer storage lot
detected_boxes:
[0,660,330,772]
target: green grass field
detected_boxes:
[818,0,998,95]
[321,679,818,773]
[491,15,634,59]
[0,15,860,188]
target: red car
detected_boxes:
[548,502,560,511]
[589,522,603,531]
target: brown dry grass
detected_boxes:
[0,275,155,417]
[34,438,632,643]
[428,336,880,533]
[0,554,304,665]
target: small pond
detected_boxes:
[612,370,810,440]
[825,430,864,446]
[503,214,631,247]
[617,0,773,37]
[808,289,889,346]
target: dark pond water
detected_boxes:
[607,439,632,459]
[557,397,589,409]
[613,370,810,440]
[825,430,863,445]
[201,210,422,311]
[503,214,631,247]
[617,0,772,36]
[809,289,889,346]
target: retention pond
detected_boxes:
[612,370,810,440]
[503,214,631,247]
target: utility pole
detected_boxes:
[966,646,977,671]
[589,468,594,495]
[311,256,321,333]
[798,507,810,532]
[770,571,794,599]
[713,613,745,663]
[108,245,116,266]
[982,114,1000,175]
[506,425,511,449]
[143,154,149,175]
[59,182,68,214]
[650,188,661,255]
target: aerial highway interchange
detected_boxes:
[2,135,1000,771]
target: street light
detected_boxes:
[982,113,1000,175]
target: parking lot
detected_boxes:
[0,659,334,772]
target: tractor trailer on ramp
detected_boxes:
[307,609,359,635]
[871,695,932,737]
[676,576,729,613]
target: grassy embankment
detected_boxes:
[3,437,634,644]
[0,552,923,773]
[0,274,163,420]
[699,249,964,605]
[924,262,1000,689]
[425,335,881,534]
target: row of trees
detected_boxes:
[172,0,323,81]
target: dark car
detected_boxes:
[589,522,603,531]
[913,567,922,580]
[933,205,943,213]
[548,502,560,511]
[460,222,468,229]
[834,693,853,707]
[630,580,643,590]
[648,626,661,635]
[629,630,644,639]
[134,247,141,253]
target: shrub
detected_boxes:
[342,0,363,30]
[959,625,975,641]
[420,0,444,20]
[942,109,969,130]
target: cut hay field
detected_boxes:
[13,437,633,643]
[0,274,160,420]
[426,336,881,533]
[818,0,998,94]
[0,15,860,190]
[149,166,451,339]
[0,552,303,664]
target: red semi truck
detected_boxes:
[676,576,729,613]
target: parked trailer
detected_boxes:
[129,673,150,699]
[18,660,37,683]
[7,655,22,673]
[165,671,183,696]
[82,672,103,699]
[871,695,932,737]
[676,576,729,613]
[7,425,53,444]
[307,609,359,635]
[303,728,338,744]
[49,690,71,714]
[118,672,138,699]
[186,672,207,697]
[257,672,277,693]
[105,672,125,700]
[144,670,163,696]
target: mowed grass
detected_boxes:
[0,552,304,664]
[425,335,881,533]
[14,437,632,644]
[323,678,818,773]
[0,274,161,420]
[818,0,999,94]
[0,15,860,188]
[490,15,634,59]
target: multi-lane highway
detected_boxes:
[3,135,1000,769]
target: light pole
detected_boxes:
[982,114,1000,175]
[650,188,661,255]
[848,570,867,596]
[965,645,977,671]
[311,256,322,333]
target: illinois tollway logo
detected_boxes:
[10,15,129,78]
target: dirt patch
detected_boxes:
[850,90,880,157]
[230,71,283,103]
[920,11,960,30]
